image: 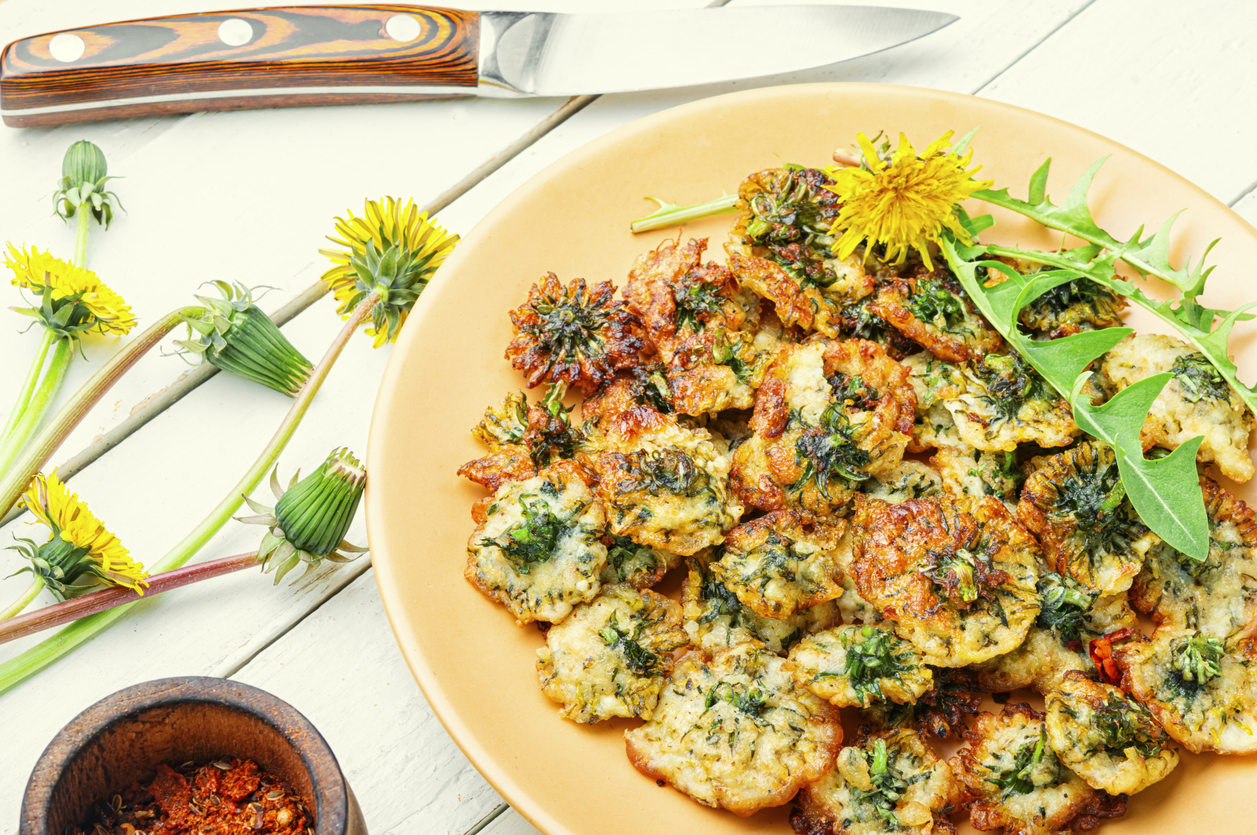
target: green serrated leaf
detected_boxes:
[1069,374,1208,560]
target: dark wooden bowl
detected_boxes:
[19,676,367,835]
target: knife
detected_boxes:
[0,4,956,128]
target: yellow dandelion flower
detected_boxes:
[826,131,993,269]
[318,198,459,348]
[5,243,136,336]
[15,471,147,596]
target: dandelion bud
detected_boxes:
[62,140,108,188]
[53,140,121,227]
[237,449,369,584]
[176,281,312,397]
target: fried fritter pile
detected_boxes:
[456,163,1257,831]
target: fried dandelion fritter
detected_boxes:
[1018,441,1157,595]
[861,460,944,502]
[1116,629,1257,754]
[623,236,782,416]
[536,584,687,724]
[465,461,607,625]
[505,272,643,393]
[732,339,916,517]
[580,362,674,421]
[682,556,841,654]
[973,574,1136,696]
[598,533,682,590]
[1100,333,1254,482]
[580,406,743,555]
[1045,670,1179,796]
[945,353,1079,452]
[712,510,847,618]
[950,703,1125,835]
[870,264,1002,364]
[852,494,1041,667]
[625,643,843,816]
[984,257,1126,339]
[726,166,875,338]
[932,446,1023,506]
[785,625,933,708]
[1130,476,1257,639]
[791,728,960,835]
[860,668,987,742]
[458,388,584,493]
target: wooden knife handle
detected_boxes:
[0,5,479,127]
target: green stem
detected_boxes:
[630,194,739,234]
[0,291,379,695]
[74,209,90,268]
[0,576,45,622]
[0,308,205,521]
[0,337,73,478]
[0,328,57,452]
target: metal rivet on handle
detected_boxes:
[385,14,422,42]
[218,18,254,46]
[48,33,86,63]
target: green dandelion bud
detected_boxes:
[238,449,368,584]
[176,281,313,397]
[53,140,122,228]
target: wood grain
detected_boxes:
[0,4,479,125]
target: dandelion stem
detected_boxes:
[0,552,261,644]
[74,209,91,268]
[0,328,57,453]
[630,194,738,234]
[0,336,73,478]
[0,291,380,695]
[0,576,45,622]
[0,307,205,521]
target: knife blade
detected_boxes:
[0,4,957,128]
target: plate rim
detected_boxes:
[365,80,1257,835]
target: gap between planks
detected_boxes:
[972,0,1098,96]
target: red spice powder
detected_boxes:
[71,758,311,835]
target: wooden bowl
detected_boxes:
[19,676,367,835]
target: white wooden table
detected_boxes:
[1,1,1255,832]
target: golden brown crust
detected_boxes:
[713,510,846,618]
[580,407,742,556]
[870,267,1001,363]
[505,272,643,393]
[1017,442,1156,595]
[851,494,1041,667]
[1044,670,1179,796]
[731,339,916,518]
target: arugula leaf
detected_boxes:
[942,234,1209,559]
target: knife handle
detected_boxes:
[0,5,479,127]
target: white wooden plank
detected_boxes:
[230,571,507,835]
[0,0,704,484]
[978,0,1257,204]
[1233,189,1257,226]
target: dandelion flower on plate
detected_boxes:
[826,130,992,269]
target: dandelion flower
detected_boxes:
[12,471,146,598]
[5,243,135,337]
[826,131,993,269]
[319,198,459,348]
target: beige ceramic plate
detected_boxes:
[367,83,1257,835]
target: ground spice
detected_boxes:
[70,758,312,835]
